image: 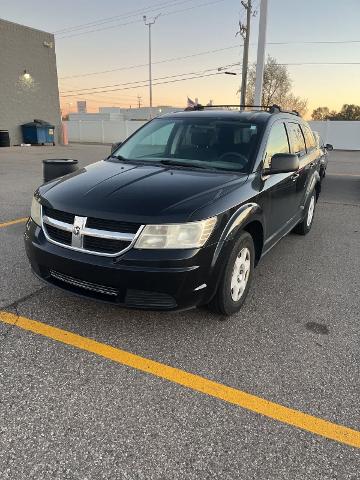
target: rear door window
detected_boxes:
[287,122,306,157]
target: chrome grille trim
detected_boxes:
[50,270,119,296]
[82,227,135,242]
[43,215,73,232]
[41,206,144,257]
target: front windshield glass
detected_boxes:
[113,117,261,173]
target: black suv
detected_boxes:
[25,105,322,315]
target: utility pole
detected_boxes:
[237,0,253,110]
[137,95,142,109]
[254,0,268,107]
[143,14,160,119]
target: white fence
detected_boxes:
[308,121,360,150]
[65,119,360,150]
[65,120,146,144]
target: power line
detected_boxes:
[60,71,225,97]
[58,39,360,81]
[54,0,194,34]
[59,45,240,80]
[56,0,226,39]
[60,66,226,94]
[60,59,360,95]
[60,60,360,98]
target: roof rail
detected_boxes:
[184,104,300,116]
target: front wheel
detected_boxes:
[207,231,255,316]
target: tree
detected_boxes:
[246,56,308,116]
[312,107,330,120]
[311,104,360,121]
[333,104,360,120]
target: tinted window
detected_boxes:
[263,122,290,168]
[287,122,306,156]
[302,125,316,150]
[114,118,261,173]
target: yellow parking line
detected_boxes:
[0,310,359,449]
[0,217,28,228]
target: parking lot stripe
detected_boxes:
[1,310,359,449]
[0,217,28,228]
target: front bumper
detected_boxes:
[24,219,221,311]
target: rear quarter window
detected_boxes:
[301,125,316,151]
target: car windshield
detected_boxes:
[112,117,261,173]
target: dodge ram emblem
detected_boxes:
[73,225,81,236]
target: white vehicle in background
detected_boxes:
[313,131,333,181]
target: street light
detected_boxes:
[143,14,160,119]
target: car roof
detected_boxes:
[158,109,302,125]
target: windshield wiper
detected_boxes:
[109,154,126,161]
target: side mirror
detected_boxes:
[111,141,122,153]
[268,153,299,174]
[325,143,333,151]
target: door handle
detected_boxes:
[291,173,300,181]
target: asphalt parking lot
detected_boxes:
[0,144,359,479]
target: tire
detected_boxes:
[293,190,316,235]
[320,167,326,181]
[208,231,255,316]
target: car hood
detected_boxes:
[39,160,248,223]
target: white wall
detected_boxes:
[66,118,360,150]
[65,119,146,144]
[309,120,360,150]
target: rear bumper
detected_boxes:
[24,219,221,311]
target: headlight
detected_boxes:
[134,217,217,249]
[31,196,42,226]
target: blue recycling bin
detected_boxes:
[21,120,55,145]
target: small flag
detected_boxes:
[187,97,196,107]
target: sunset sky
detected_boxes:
[2,0,360,118]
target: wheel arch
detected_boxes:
[242,220,264,266]
[211,202,264,267]
[305,171,321,205]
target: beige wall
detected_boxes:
[0,19,61,145]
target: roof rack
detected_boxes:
[184,104,300,116]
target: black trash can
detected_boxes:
[0,130,10,147]
[43,159,78,182]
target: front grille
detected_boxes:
[86,217,140,234]
[46,225,72,245]
[50,270,119,297]
[43,206,75,224]
[83,236,131,254]
[42,206,141,257]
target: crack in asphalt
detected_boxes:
[0,286,48,342]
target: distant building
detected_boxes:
[99,106,183,120]
[77,101,87,113]
[0,18,61,145]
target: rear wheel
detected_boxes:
[208,231,254,316]
[293,190,316,235]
